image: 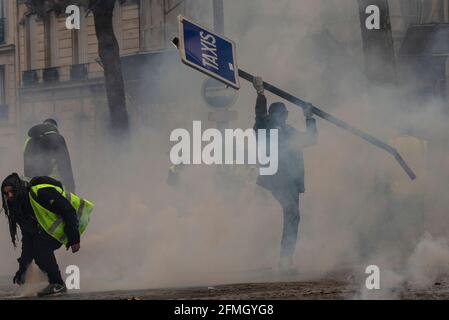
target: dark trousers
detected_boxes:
[272,189,300,258]
[19,231,64,285]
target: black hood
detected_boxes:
[28,123,59,138]
[1,173,29,247]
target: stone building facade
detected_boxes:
[0,0,447,175]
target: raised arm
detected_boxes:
[253,76,269,130]
[291,103,318,149]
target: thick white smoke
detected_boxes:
[1,0,448,298]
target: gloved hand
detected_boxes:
[303,102,314,119]
[66,243,81,253]
[167,171,179,186]
[13,269,26,285]
[253,76,264,95]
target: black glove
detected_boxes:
[253,76,264,95]
[167,165,183,186]
[303,103,314,120]
[167,170,180,187]
[13,269,26,285]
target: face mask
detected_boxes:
[270,114,286,126]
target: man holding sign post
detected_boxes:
[173,15,415,273]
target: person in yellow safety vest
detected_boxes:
[388,131,428,196]
[1,173,93,297]
[24,119,76,193]
[385,130,429,258]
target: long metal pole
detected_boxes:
[238,69,416,180]
[212,0,227,133]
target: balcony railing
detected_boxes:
[70,64,88,81]
[22,62,103,87]
[42,67,60,82]
[23,70,39,86]
[20,53,163,87]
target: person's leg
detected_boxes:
[33,232,64,285]
[280,193,300,259]
[397,195,426,258]
[272,190,300,261]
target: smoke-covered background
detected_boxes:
[1,0,449,298]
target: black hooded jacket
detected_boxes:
[1,175,80,248]
[254,94,317,194]
[24,123,75,193]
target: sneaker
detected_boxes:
[37,283,67,297]
[279,255,293,269]
[278,256,297,276]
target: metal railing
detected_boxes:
[42,67,59,82]
[22,63,102,87]
[22,70,39,86]
[70,63,88,81]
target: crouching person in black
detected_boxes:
[1,173,80,297]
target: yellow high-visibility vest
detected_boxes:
[29,183,94,245]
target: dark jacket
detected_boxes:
[15,177,80,272]
[254,94,317,194]
[24,123,75,193]
[16,176,80,248]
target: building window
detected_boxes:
[397,0,421,25]
[141,0,165,51]
[0,0,5,44]
[25,16,38,70]
[0,66,7,122]
[0,65,5,104]
[446,0,449,22]
[72,6,87,64]
[164,0,186,40]
[113,1,123,51]
[71,6,88,81]
[141,0,187,51]
[72,28,79,65]
[419,0,449,23]
[44,12,58,67]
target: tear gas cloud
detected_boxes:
[1,0,449,297]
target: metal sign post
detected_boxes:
[174,15,416,180]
